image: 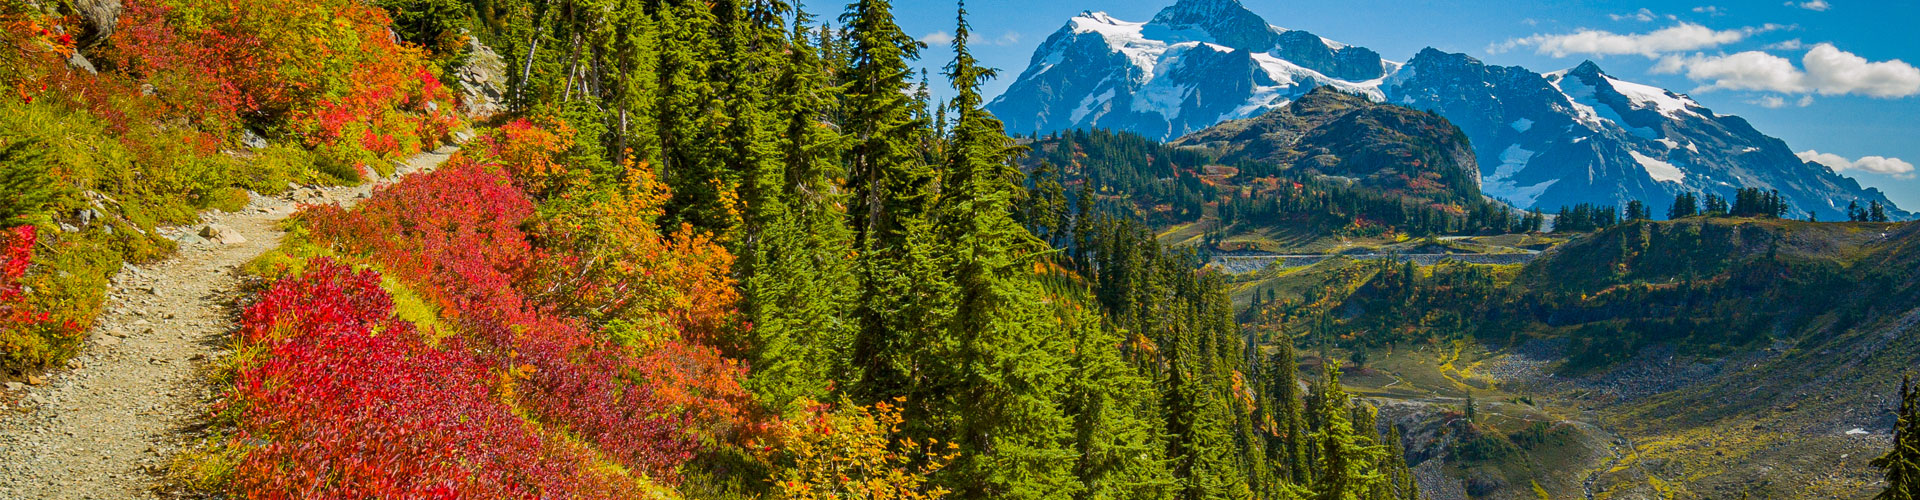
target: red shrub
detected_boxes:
[303,148,710,481]
[228,258,635,498]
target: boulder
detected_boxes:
[457,33,508,121]
[198,224,246,245]
[69,0,121,45]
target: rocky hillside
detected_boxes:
[1172,87,1479,204]
[987,0,1909,221]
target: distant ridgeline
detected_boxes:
[1242,217,1919,375]
[1017,87,1544,242]
[990,0,1909,221]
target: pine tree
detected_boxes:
[1310,366,1387,500]
[742,4,860,412]
[1624,200,1649,221]
[1669,192,1698,219]
[1872,201,1891,222]
[838,0,929,247]
[653,1,740,235]
[841,0,941,403]
[1269,335,1312,485]
[1064,308,1177,499]
[935,4,1080,497]
[1874,375,1920,500]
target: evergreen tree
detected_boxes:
[838,0,929,246]
[1850,201,1867,222]
[1702,193,1729,216]
[1874,375,1920,500]
[1268,336,1311,485]
[1872,201,1892,222]
[841,0,940,402]
[742,4,860,412]
[1310,367,1387,500]
[1669,192,1698,219]
[937,5,1079,497]
[1624,200,1650,221]
[1063,308,1177,499]
[653,1,739,235]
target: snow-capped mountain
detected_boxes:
[987,0,1908,220]
[988,0,1395,142]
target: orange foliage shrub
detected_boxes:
[765,399,957,500]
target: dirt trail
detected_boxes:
[0,147,456,499]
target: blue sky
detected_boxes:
[884,0,1920,209]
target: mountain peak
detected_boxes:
[1569,60,1607,78]
[1148,0,1279,51]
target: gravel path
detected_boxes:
[0,147,456,499]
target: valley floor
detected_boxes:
[0,148,456,498]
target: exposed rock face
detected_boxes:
[70,0,121,45]
[989,0,1909,220]
[1385,51,1907,219]
[1174,87,1480,203]
[457,33,507,121]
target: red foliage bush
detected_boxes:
[111,0,457,155]
[0,226,78,352]
[301,146,711,481]
[229,258,635,498]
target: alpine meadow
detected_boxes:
[3,0,1920,498]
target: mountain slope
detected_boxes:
[1171,87,1480,204]
[1387,51,1908,221]
[987,0,1908,221]
[1236,217,1918,497]
[990,0,1393,141]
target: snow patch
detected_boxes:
[1481,144,1555,207]
[1605,75,1703,119]
[1847,428,1868,435]
[1629,150,1687,183]
[1072,86,1116,123]
[1510,118,1534,132]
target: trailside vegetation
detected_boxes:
[0,0,458,371]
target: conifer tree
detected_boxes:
[838,0,929,246]
[1624,200,1650,221]
[1669,192,1698,219]
[653,1,740,235]
[1063,308,1177,499]
[743,4,860,412]
[841,0,940,403]
[1311,367,1387,500]
[1874,375,1920,500]
[1268,336,1312,485]
[936,4,1079,496]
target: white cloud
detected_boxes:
[1802,44,1920,97]
[1799,150,1916,178]
[1787,0,1830,11]
[1655,43,1920,97]
[1492,23,1776,58]
[919,31,954,46]
[1692,6,1725,16]
[1610,8,1659,22]
[918,30,1021,47]
[1748,94,1814,107]
[1762,39,1804,50]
